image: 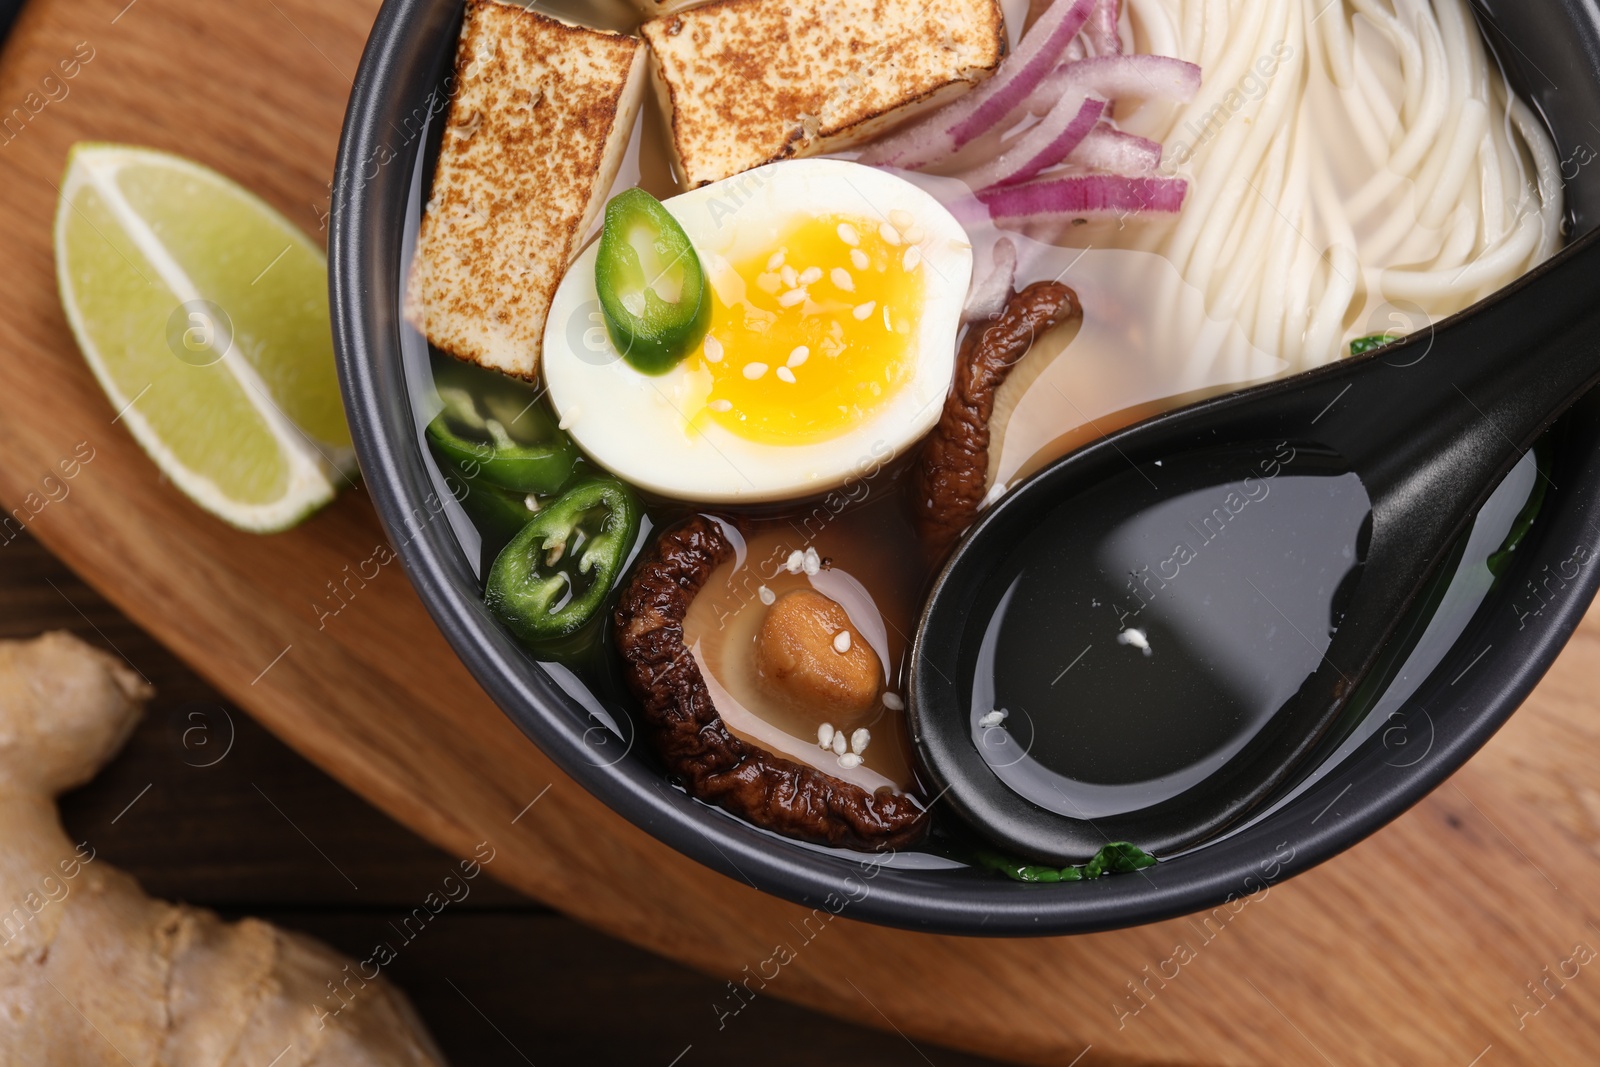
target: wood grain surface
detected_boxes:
[1,531,1005,1066]
[3,1,1600,1064]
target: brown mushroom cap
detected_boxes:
[614,516,929,851]
[910,281,1082,561]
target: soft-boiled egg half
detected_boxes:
[543,159,973,503]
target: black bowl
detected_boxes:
[331,0,1600,934]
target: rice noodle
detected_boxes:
[1107,0,1563,369]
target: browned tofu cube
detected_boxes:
[642,0,1006,187]
[406,0,647,379]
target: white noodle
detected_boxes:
[1125,0,1562,368]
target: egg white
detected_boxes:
[542,159,973,503]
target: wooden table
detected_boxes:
[5,0,1600,1063]
[6,531,1002,1066]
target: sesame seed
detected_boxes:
[787,345,809,367]
[883,305,893,330]
[903,246,922,271]
[905,224,927,244]
[708,398,732,412]
[781,264,798,288]
[557,406,579,430]
[767,250,786,271]
[743,362,768,380]
[776,366,797,384]
[830,267,854,292]
[850,728,870,753]
[758,584,776,605]
[832,731,848,756]
[849,248,870,271]
[889,208,914,230]
[818,722,835,749]
[778,288,808,307]
[878,222,901,246]
[978,708,1009,728]
[833,630,852,654]
[703,334,724,362]
[1117,628,1153,656]
[785,550,805,573]
[838,752,863,769]
[852,301,876,321]
[882,692,904,711]
[803,547,821,575]
[836,222,860,246]
[799,266,823,286]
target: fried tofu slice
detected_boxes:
[641,0,1006,187]
[405,0,646,379]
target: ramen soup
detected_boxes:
[399,0,1563,873]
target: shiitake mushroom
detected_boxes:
[614,515,928,850]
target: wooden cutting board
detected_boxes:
[5,1,1600,1063]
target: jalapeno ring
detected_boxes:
[425,388,578,495]
[485,477,642,642]
[595,187,710,375]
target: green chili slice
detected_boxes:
[485,477,641,642]
[426,386,577,495]
[450,465,539,542]
[595,187,710,375]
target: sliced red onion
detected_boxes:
[858,0,1098,170]
[963,238,1020,322]
[1026,55,1202,115]
[962,92,1105,189]
[1086,0,1122,56]
[978,174,1189,218]
[1065,123,1162,173]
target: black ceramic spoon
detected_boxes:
[909,227,1600,867]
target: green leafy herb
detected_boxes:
[974,842,1157,884]
[1487,443,1552,577]
[1349,333,1398,357]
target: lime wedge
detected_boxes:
[54,143,356,532]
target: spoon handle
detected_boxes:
[908,229,1600,861]
[1317,227,1600,532]
[1240,229,1600,798]
[1132,230,1600,847]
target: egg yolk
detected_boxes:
[689,213,927,445]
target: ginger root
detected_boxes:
[0,632,448,1066]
